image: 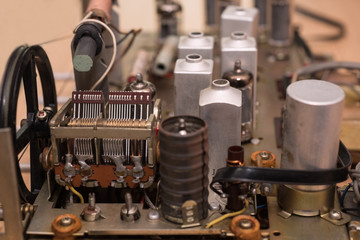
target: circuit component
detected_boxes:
[50,90,160,189]
[199,79,242,207]
[159,116,209,224]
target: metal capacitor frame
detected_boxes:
[178,32,214,59]
[174,54,213,116]
[199,79,242,207]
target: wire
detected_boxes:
[291,61,360,83]
[295,5,345,41]
[108,29,142,76]
[144,192,156,210]
[18,143,30,161]
[293,27,313,62]
[73,14,117,91]
[340,183,352,207]
[205,200,249,229]
[105,29,134,48]
[67,184,84,204]
[257,204,266,209]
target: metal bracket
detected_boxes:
[320,209,351,226]
[0,128,24,240]
[181,200,201,228]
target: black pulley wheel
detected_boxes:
[0,45,57,203]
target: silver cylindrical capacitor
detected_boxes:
[270,0,293,46]
[178,32,214,59]
[221,31,257,131]
[281,80,344,191]
[174,54,213,116]
[222,60,253,142]
[199,79,242,206]
[152,35,179,77]
[159,116,209,224]
[221,6,259,38]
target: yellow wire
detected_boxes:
[205,199,249,229]
[67,184,84,204]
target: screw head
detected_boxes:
[60,216,72,226]
[37,110,47,121]
[239,219,253,229]
[259,151,270,160]
[148,210,160,220]
[329,209,342,220]
[209,202,221,211]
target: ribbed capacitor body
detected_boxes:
[281,80,344,190]
[159,116,209,224]
[178,32,214,59]
[199,79,242,206]
[221,6,259,38]
[270,0,292,46]
[174,54,213,116]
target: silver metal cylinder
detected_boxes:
[174,54,213,116]
[178,32,214,59]
[281,80,344,190]
[199,79,242,206]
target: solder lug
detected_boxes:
[277,210,292,219]
[320,210,351,226]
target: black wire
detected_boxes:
[295,5,346,41]
[294,27,314,61]
[105,29,135,48]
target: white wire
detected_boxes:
[73,14,117,91]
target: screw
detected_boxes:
[329,209,342,220]
[60,216,72,226]
[259,151,269,160]
[88,193,96,209]
[239,219,253,229]
[209,202,221,211]
[125,192,133,212]
[36,110,47,121]
[178,118,187,135]
[148,209,160,220]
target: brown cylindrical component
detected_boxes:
[52,214,82,240]
[224,182,249,211]
[251,150,276,168]
[224,146,247,211]
[227,145,244,167]
[230,215,261,240]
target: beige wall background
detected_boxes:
[0,0,360,79]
